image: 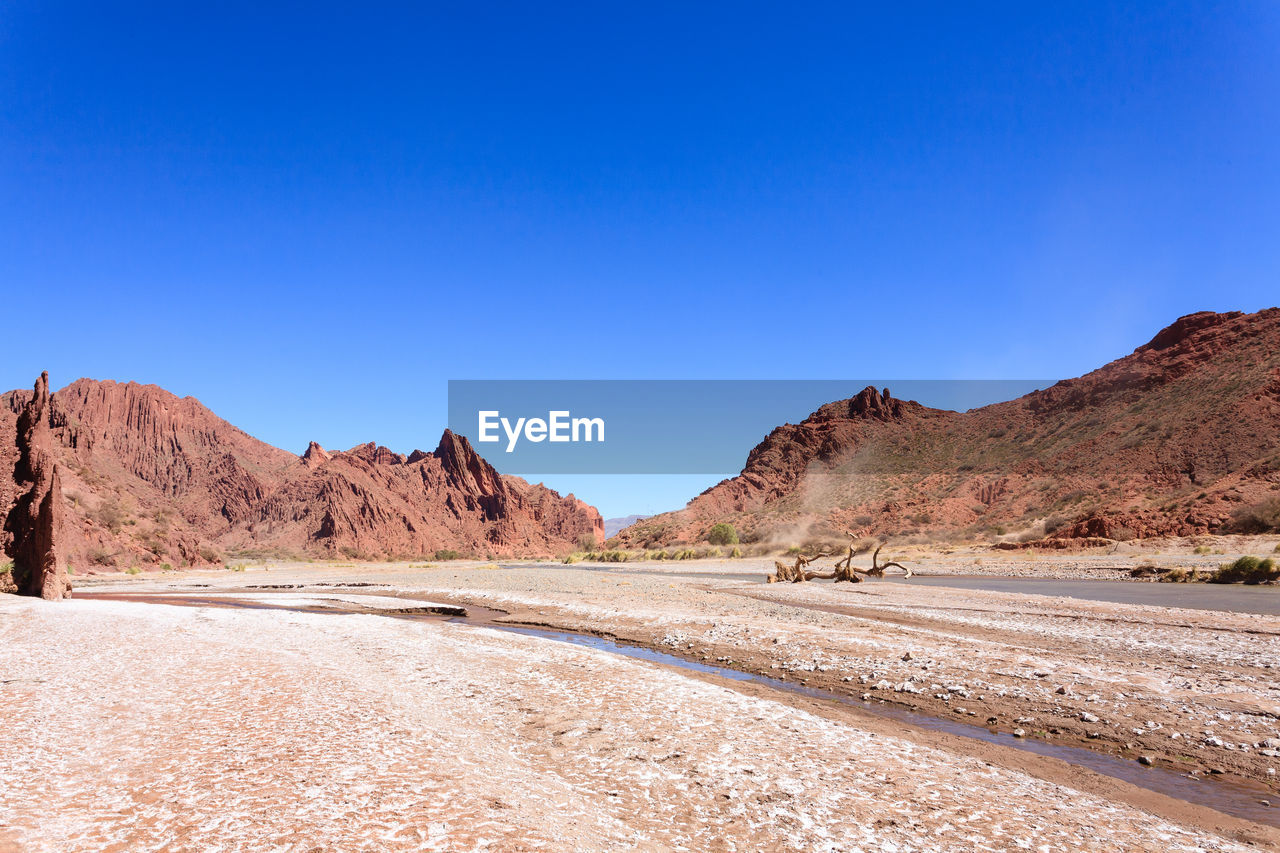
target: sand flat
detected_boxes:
[0,591,1267,852]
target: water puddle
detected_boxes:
[535,563,1280,615]
[878,575,1280,616]
[76,590,1279,828]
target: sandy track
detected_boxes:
[0,593,1269,852]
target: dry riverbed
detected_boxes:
[4,556,1280,851]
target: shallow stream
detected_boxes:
[77,590,1280,829]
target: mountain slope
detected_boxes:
[2,379,602,569]
[614,309,1280,548]
[604,515,651,538]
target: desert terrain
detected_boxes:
[4,544,1279,851]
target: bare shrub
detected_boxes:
[93,497,126,534]
[1231,497,1280,533]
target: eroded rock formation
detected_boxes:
[0,377,603,569]
[615,308,1280,547]
[4,372,72,599]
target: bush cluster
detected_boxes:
[1163,555,1279,585]
[707,523,739,545]
[1209,555,1278,585]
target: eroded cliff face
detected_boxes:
[3,373,72,599]
[0,379,602,571]
[615,309,1280,547]
[240,430,602,559]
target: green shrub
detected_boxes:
[433,549,462,561]
[562,552,583,564]
[0,561,12,576]
[598,549,632,563]
[1210,556,1279,585]
[159,563,173,573]
[673,548,697,560]
[729,546,743,558]
[1192,545,1211,555]
[125,566,141,575]
[707,523,739,546]
[224,562,247,572]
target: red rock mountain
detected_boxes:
[614,309,1280,548]
[1,379,602,570]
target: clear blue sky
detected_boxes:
[3,3,1277,517]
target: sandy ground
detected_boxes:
[4,556,1280,851]
[395,563,1280,786]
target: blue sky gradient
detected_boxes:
[2,3,1277,516]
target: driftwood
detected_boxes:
[766,538,911,584]
[831,536,871,583]
[767,552,831,583]
[866,544,911,578]
[833,540,912,580]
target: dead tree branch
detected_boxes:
[766,552,831,583]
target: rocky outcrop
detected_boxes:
[301,441,331,466]
[615,308,1280,547]
[4,373,72,599]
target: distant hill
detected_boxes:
[1,378,602,570]
[604,514,651,538]
[613,309,1280,549]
